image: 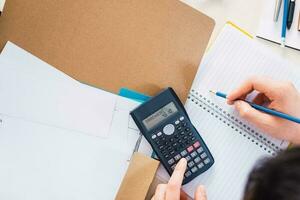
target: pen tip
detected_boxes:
[281,39,286,47]
[209,90,216,94]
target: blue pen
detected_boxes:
[281,0,289,46]
[209,90,300,124]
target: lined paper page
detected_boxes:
[157,99,268,199]
[186,100,269,199]
[192,24,300,149]
[185,24,300,199]
[157,24,300,199]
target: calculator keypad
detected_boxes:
[151,116,212,180]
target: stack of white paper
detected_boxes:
[0,42,151,199]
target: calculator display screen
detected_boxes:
[143,102,178,130]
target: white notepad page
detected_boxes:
[157,24,300,200]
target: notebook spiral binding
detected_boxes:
[188,89,281,156]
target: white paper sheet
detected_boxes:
[1,41,79,85]
[0,42,117,138]
[0,114,129,200]
[0,0,5,12]
[0,92,151,199]
[113,95,153,158]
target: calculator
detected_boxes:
[130,88,214,184]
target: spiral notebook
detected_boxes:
[157,23,300,200]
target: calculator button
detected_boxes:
[163,124,175,136]
[185,155,192,161]
[188,161,195,168]
[162,150,167,155]
[185,128,190,132]
[172,143,178,148]
[194,157,201,163]
[191,166,198,173]
[151,135,157,139]
[170,150,175,155]
[180,131,185,135]
[179,116,185,121]
[182,122,187,127]
[156,140,162,145]
[180,150,187,157]
[157,132,162,137]
[191,137,196,141]
[187,146,194,153]
[177,126,182,131]
[191,151,197,158]
[197,162,204,169]
[175,120,180,125]
[197,147,204,154]
[193,141,200,148]
[159,145,164,150]
[179,143,186,149]
[171,164,176,170]
[200,153,207,159]
[174,154,181,161]
[185,171,192,177]
[168,158,175,165]
[167,146,172,151]
[204,158,210,164]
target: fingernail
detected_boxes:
[227,100,233,105]
[234,100,241,107]
[198,185,205,191]
[197,185,206,195]
[177,158,187,168]
[196,185,206,195]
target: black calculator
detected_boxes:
[130,88,214,184]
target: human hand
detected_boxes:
[227,77,300,144]
[151,158,207,200]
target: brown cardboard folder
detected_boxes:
[0,0,214,101]
[115,153,160,200]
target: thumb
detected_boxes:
[234,100,273,130]
[195,185,207,200]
